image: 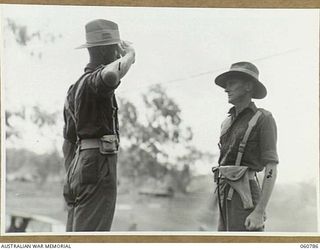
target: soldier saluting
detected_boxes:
[62,19,135,231]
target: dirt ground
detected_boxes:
[5,180,217,232]
[4,179,317,233]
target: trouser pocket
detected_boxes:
[250,180,267,224]
[63,178,75,205]
[250,180,261,206]
[80,150,99,185]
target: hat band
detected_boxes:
[229,67,259,80]
[86,29,120,44]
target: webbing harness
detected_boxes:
[214,109,262,230]
[227,110,262,199]
[64,72,90,127]
[64,73,90,180]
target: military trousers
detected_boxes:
[217,180,264,231]
[63,148,117,231]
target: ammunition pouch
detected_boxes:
[214,165,254,209]
[99,135,119,154]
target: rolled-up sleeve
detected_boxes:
[85,66,120,96]
[259,113,279,165]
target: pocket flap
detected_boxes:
[99,135,119,154]
[101,135,117,143]
[219,165,248,181]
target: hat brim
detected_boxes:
[215,71,267,99]
[75,40,120,49]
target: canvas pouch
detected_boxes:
[99,135,119,154]
[218,165,254,209]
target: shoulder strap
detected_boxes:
[64,73,90,126]
[74,73,90,105]
[64,98,76,124]
[235,110,262,166]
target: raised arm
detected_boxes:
[101,41,135,87]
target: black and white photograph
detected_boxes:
[1,4,319,235]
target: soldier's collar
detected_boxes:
[84,62,104,72]
[228,102,257,116]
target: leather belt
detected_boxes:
[79,138,100,150]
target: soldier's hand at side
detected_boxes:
[244,210,264,231]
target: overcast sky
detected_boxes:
[1,5,319,183]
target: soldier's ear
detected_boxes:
[246,81,254,92]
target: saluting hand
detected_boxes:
[118,40,135,62]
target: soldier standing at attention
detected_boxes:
[62,19,135,231]
[213,62,278,231]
